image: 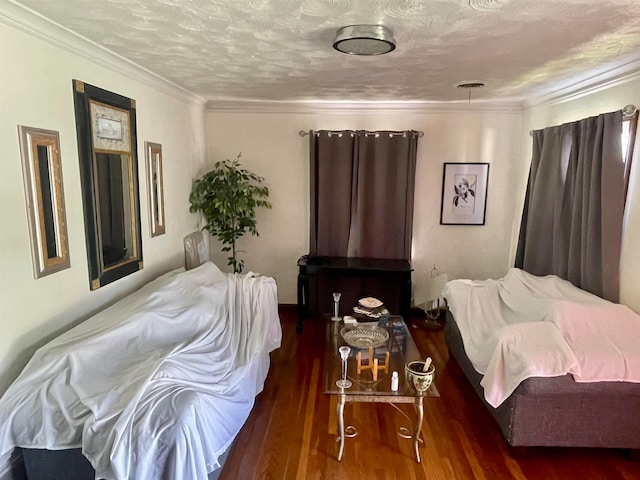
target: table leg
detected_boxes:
[400,276,412,323]
[413,396,424,463]
[296,273,308,334]
[337,392,346,461]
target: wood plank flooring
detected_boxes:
[219,307,638,479]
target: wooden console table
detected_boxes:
[296,256,412,333]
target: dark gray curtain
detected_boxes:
[515,111,625,302]
[309,131,357,257]
[309,130,418,260]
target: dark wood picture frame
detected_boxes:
[73,80,143,290]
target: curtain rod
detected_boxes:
[299,129,424,137]
[529,104,637,136]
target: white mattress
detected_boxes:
[0,262,282,479]
[443,268,640,408]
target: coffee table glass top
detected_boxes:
[323,316,439,398]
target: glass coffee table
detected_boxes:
[323,316,439,462]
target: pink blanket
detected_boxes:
[443,269,640,407]
[551,302,640,382]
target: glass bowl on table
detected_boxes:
[340,325,389,349]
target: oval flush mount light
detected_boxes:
[333,25,396,55]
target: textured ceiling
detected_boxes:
[10,0,640,104]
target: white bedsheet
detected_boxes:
[443,268,640,408]
[0,262,282,479]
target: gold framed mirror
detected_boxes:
[145,141,166,237]
[18,126,70,278]
[73,80,143,290]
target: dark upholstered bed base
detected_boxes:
[444,311,640,449]
[20,448,94,480]
[16,446,228,480]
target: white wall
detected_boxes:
[203,108,523,304]
[3,2,636,406]
[0,22,206,394]
[520,78,640,313]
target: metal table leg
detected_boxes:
[337,392,346,461]
[413,396,424,463]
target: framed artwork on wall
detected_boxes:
[440,162,490,225]
[145,141,166,237]
[73,79,143,290]
[17,126,71,278]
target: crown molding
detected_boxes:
[0,0,205,106]
[205,99,524,115]
[5,0,635,114]
[524,57,640,109]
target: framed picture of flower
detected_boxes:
[440,162,490,225]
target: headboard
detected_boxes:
[183,231,209,270]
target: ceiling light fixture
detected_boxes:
[333,25,396,56]
[455,81,486,103]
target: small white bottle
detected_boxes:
[391,371,399,391]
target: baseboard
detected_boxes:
[277,303,297,313]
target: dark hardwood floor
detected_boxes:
[218,306,638,479]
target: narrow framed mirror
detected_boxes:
[18,126,70,278]
[145,141,166,237]
[73,80,143,290]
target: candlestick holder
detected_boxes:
[336,346,352,388]
[331,292,342,322]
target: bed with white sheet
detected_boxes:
[443,268,640,452]
[0,261,281,479]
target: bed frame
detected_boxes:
[444,311,640,453]
[15,447,228,480]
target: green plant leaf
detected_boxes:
[189,153,271,273]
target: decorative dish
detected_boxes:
[353,306,389,318]
[341,325,389,348]
[358,297,383,309]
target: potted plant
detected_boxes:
[189,153,271,273]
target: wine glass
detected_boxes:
[336,345,352,388]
